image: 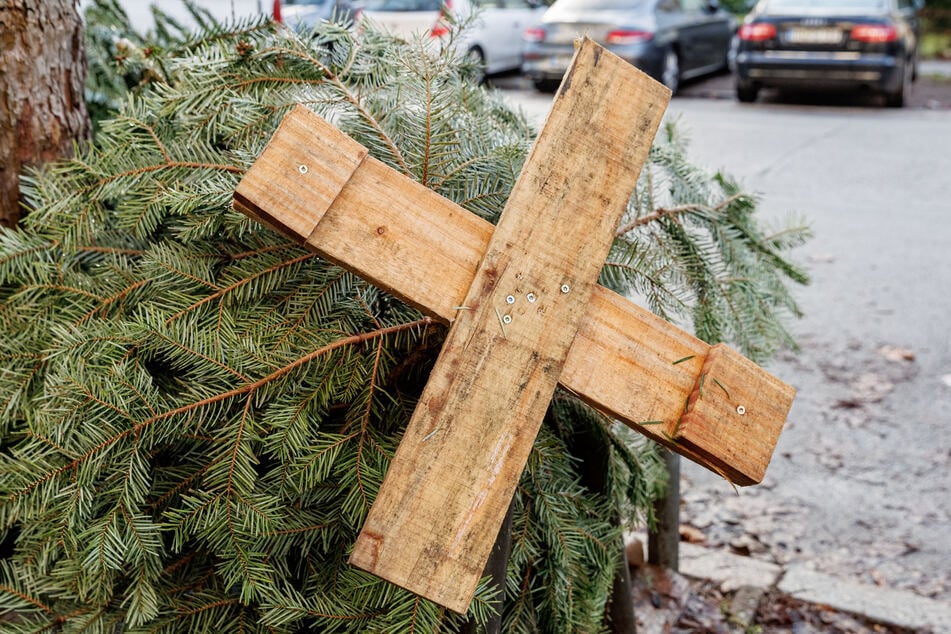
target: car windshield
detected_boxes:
[766,0,887,11]
[361,0,442,9]
[547,0,651,11]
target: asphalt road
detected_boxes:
[498,77,951,602]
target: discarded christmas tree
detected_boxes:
[0,7,809,632]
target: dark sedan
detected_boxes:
[734,0,923,107]
[521,0,736,94]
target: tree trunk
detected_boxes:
[647,449,680,571]
[569,424,637,633]
[0,0,90,227]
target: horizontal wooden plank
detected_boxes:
[234,105,367,241]
[233,105,792,488]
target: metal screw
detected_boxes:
[561,284,570,294]
[505,295,515,304]
[736,405,746,416]
[526,293,536,303]
[298,164,308,175]
[502,314,512,324]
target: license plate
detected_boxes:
[539,54,574,73]
[785,27,843,44]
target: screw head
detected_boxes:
[736,405,746,416]
[298,164,308,175]
[505,295,515,305]
[561,284,570,294]
[502,314,512,324]
[526,293,536,303]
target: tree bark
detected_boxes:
[0,0,90,227]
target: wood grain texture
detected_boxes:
[231,100,793,487]
[349,39,670,612]
[673,343,796,484]
[234,105,367,241]
[233,40,796,612]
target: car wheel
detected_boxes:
[736,79,759,103]
[465,47,487,86]
[885,60,910,108]
[532,79,560,93]
[660,47,680,95]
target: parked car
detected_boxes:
[521,0,735,94]
[733,0,923,107]
[356,0,547,81]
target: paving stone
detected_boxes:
[728,585,766,630]
[678,542,782,592]
[779,565,951,631]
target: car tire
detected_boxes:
[885,60,910,108]
[736,80,759,103]
[532,79,560,93]
[465,47,487,86]
[660,47,681,95]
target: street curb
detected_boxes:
[676,541,951,631]
[920,59,951,79]
[778,566,951,632]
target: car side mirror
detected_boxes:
[705,0,720,13]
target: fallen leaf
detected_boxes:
[878,345,915,362]
[679,525,706,544]
[626,538,646,566]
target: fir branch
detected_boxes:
[615,192,744,236]
[165,252,315,324]
[4,318,431,507]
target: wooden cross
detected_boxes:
[233,38,795,613]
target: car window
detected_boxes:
[766,0,887,11]
[548,0,651,11]
[362,0,442,9]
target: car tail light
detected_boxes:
[738,22,777,41]
[851,24,898,43]
[430,0,453,38]
[523,27,546,43]
[606,29,653,45]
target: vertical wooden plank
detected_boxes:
[349,39,671,612]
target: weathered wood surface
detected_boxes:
[234,38,796,612]
[347,40,669,612]
[234,110,792,487]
